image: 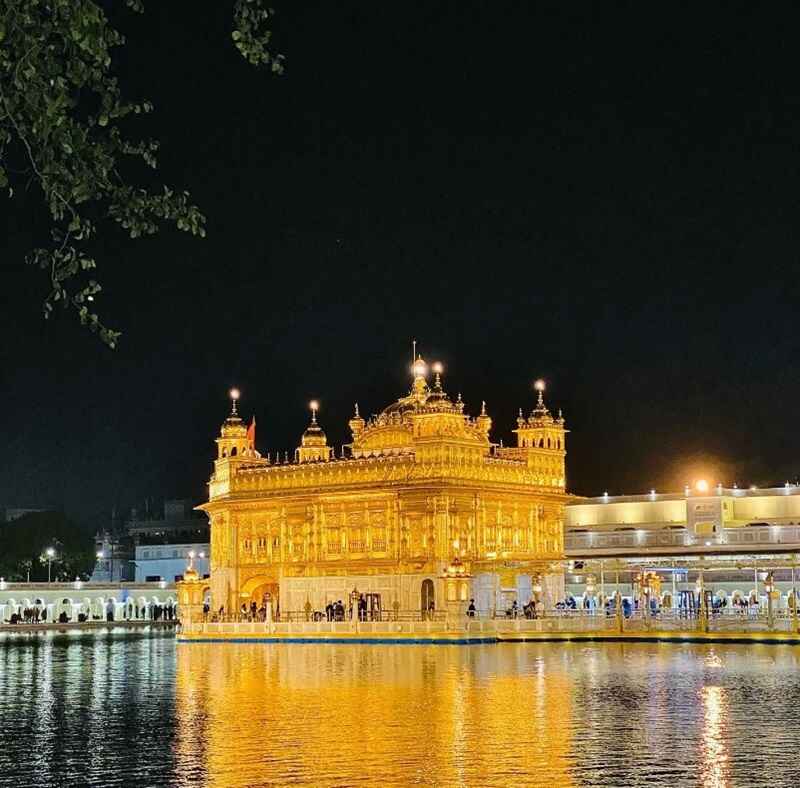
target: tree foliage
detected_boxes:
[0,0,283,347]
[0,511,95,581]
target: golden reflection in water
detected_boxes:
[174,644,574,787]
[701,685,729,788]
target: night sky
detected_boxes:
[2,2,799,522]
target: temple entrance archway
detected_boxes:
[421,579,435,617]
[240,576,280,615]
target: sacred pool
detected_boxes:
[1,633,798,787]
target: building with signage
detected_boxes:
[563,483,800,603]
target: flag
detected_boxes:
[247,416,256,449]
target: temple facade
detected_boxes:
[199,358,569,618]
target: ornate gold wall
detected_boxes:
[200,360,568,614]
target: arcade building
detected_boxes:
[198,358,569,618]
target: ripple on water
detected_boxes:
[1,634,800,787]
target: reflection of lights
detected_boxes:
[701,686,729,788]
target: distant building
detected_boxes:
[562,483,800,603]
[128,499,209,546]
[135,543,209,583]
[89,499,208,583]
[91,525,135,582]
[565,483,800,557]
[128,499,209,583]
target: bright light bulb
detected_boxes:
[229,387,240,401]
[534,379,546,392]
[413,358,427,377]
[309,400,319,412]
[432,362,443,374]
[695,479,709,493]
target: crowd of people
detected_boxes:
[3,599,176,626]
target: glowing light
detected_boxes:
[229,388,240,401]
[309,400,319,412]
[45,547,55,558]
[432,362,443,374]
[533,379,546,392]
[198,552,205,559]
[412,357,428,378]
[188,550,195,559]
[695,479,709,493]
[701,686,730,787]
[96,551,104,560]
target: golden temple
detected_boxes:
[198,356,568,618]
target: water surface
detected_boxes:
[1,632,799,787]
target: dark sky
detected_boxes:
[2,2,799,522]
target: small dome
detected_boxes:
[221,414,247,437]
[301,423,327,447]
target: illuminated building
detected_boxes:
[198,358,568,616]
[564,482,800,602]
[565,482,800,556]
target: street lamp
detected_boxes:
[45,547,55,583]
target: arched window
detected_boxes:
[230,446,237,456]
[222,448,227,458]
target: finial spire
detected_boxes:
[309,399,319,425]
[533,379,545,408]
[229,387,240,416]
[354,402,360,417]
[481,400,486,416]
[432,361,443,390]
